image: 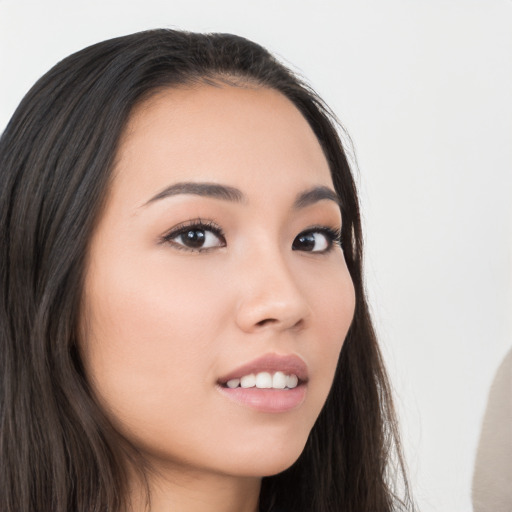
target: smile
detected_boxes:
[217,353,308,412]
[225,371,299,389]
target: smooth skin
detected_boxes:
[81,84,356,512]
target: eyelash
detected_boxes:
[160,219,342,254]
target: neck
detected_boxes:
[127,465,261,512]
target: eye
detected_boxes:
[162,220,226,252]
[292,227,342,253]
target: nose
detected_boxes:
[234,249,311,334]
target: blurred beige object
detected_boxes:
[473,348,512,512]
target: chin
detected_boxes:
[221,434,309,478]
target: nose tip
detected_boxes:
[236,297,309,334]
[234,264,310,334]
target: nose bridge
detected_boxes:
[234,240,310,332]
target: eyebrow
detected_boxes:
[142,181,341,209]
[293,186,341,209]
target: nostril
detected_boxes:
[254,318,305,330]
[292,318,304,330]
[255,318,278,327]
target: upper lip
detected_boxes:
[217,353,309,384]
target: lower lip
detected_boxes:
[217,384,307,413]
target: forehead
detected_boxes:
[111,84,333,209]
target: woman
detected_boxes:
[0,29,413,512]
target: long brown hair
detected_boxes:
[0,29,414,511]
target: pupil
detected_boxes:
[296,233,315,251]
[183,229,205,248]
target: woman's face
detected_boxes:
[81,84,355,478]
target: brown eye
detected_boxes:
[178,229,207,248]
[292,228,341,253]
[163,222,226,251]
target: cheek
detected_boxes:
[303,260,355,407]
[80,252,225,430]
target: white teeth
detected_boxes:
[272,371,287,389]
[240,374,256,388]
[286,374,298,389]
[255,372,272,389]
[226,378,240,389]
[226,371,299,389]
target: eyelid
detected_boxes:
[297,224,342,240]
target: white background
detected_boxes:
[1,1,511,511]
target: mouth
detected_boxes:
[220,371,301,390]
[216,353,308,413]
